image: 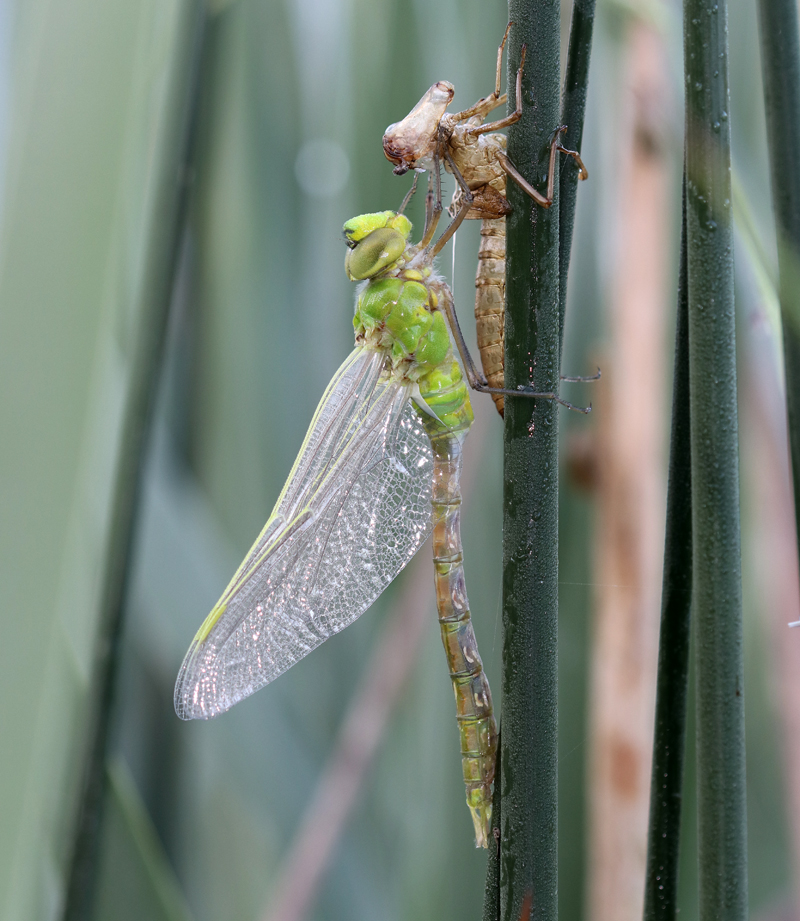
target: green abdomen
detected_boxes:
[417,359,473,438]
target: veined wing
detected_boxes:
[210,348,386,592]
[175,347,433,720]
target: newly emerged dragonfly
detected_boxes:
[175,202,538,845]
[383,25,589,415]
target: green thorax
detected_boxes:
[343,211,473,436]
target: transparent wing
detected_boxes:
[175,347,433,720]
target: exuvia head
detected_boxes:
[343,211,412,281]
[383,82,455,175]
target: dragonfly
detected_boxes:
[382,24,589,416]
[175,196,564,846]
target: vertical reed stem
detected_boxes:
[643,180,692,921]
[482,732,502,921]
[558,0,597,353]
[501,0,561,917]
[684,0,748,910]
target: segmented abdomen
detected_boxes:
[429,430,497,847]
[475,216,506,417]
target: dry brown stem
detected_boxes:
[587,22,672,921]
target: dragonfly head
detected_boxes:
[383,81,455,175]
[343,211,412,280]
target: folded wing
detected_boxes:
[175,347,433,719]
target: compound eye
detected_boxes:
[345,228,406,280]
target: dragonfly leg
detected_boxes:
[498,125,588,209]
[467,44,526,136]
[435,150,443,217]
[560,367,601,383]
[556,142,589,180]
[439,286,592,413]
[438,278,491,388]
[447,23,513,124]
[419,164,442,249]
[420,158,444,248]
[422,173,435,237]
[448,94,506,127]
[497,132,558,208]
[429,148,474,257]
[397,172,420,215]
[481,385,592,414]
[496,22,512,96]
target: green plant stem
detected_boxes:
[558,0,597,354]
[643,179,692,921]
[757,0,800,562]
[61,8,206,920]
[684,0,748,912]
[482,730,502,921]
[500,0,561,918]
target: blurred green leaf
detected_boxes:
[93,759,194,921]
[0,0,201,916]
